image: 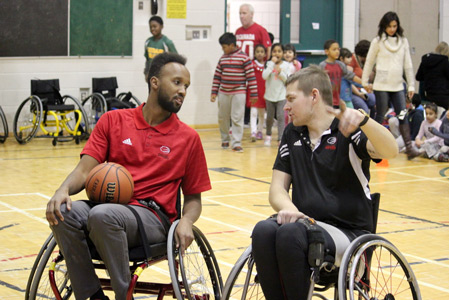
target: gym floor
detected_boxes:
[0,128,448,299]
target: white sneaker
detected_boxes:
[264,135,272,146]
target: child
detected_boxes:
[430,110,449,162]
[144,16,177,82]
[319,40,362,108]
[415,103,444,158]
[250,44,267,142]
[338,48,355,109]
[284,43,302,75]
[283,43,302,126]
[211,32,258,153]
[262,43,290,146]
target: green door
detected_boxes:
[281,0,343,66]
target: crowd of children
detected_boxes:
[210,30,449,161]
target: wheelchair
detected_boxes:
[82,77,141,131]
[25,219,223,300]
[222,194,422,300]
[0,105,8,143]
[13,79,90,146]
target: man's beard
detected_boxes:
[157,89,181,113]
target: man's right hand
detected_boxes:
[46,189,72,226]
[210,94,217,102]
[276,209,307,225]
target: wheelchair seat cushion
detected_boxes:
[90,242,167,262]
[45,104,76,111]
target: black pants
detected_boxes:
[252,218,364,300]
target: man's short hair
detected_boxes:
[323,39,338,50]
[285,65,333,106]
[219,32,236,46]
[354,40,370,58]
[149,16,163,26]
[148,52,187,80]
[240,3,254,14]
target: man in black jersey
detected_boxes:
[251,65,398,300]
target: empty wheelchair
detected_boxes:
[13,79,89,145]
[222,194,421,300]
[0,105,8,143]
[25,219,223,300]
[82,77,141,131]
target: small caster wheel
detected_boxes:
[52,139,57,146]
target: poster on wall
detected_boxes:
[167,0,186,19]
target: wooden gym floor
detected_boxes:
[0,128,448,299]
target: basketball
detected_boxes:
[85,162,134,204]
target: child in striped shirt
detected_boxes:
[211,32,258,153]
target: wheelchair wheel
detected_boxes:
[62,95,90,139]
[117,92,141,108]
[168,220,223,300]
[0,105,8,143]
[82,93,107,132]
[338,234,421,300]
[13,96,43,144]
[222,245,265,300]
[27,234,72,300]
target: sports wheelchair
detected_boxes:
[13,79,89,146]
[222,194,422,300]
[25,219,223,300]
[0,105,8,143]
[82,77,141,131]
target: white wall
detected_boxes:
[2,0,449,129]
[0,0,224,128]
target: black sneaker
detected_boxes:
[232,146,244,153]
[221,142,229,149]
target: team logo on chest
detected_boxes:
[160,146,171,154]
[325,137,337,150]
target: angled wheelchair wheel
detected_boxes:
[117,92,141,107]
[62,95,90,140]
[13,96,43,144]
[82,93,107,132]
[0,105,8,143]
[26,234,72,300]
[338,234,421,300]
[222,245,265,300]
[168,220,223,300]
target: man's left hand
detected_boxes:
[327,100,365,137]
[175,218,194,256]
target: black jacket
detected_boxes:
[416,53,449,95]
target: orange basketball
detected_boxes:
[85,162,134,204]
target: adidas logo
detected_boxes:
[122,138,132,146]
[294,139,302,146]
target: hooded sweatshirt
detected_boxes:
[416,53,449,96]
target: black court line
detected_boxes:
[440,167,449,179]
[0,223,19,231]
[0,279,25,293]
[0,156,78,161]
[210,167,449,229]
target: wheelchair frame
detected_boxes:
[13,80,90,146]
[222,194,422,300]
[25,220,223,300]
[0,105,8,143]
[82,77,141,133]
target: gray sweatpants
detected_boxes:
[217,93,246,148]
[51,201,166,300]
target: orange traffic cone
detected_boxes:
[376,159,389,167]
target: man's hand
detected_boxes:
[276,209,307,225]
[250,97,258,105]
[210,95,217,102]
[428,127,436,134]
[364,84,373,93]
[175,218,195,256]
[327,100,365,137]
[46,189,72,226]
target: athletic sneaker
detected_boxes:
[232,146,244,153]
[437,153,449,162]
[256,131,263,140]
[251,132,256,142]
[221,142,229,149]
[264,135,272,146]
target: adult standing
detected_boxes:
[362,11,419,159]
[144,16,178,82]
[236,3,272,125]
[416,41,449,110]
[235,4,272,60]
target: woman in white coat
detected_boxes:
[362,11,420,159]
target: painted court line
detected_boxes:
[0,200,47,225]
